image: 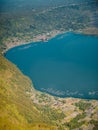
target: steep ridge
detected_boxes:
[0,55,57,130]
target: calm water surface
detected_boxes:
[5,32,98,99]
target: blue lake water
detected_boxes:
[5,32,98,99]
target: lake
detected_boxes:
[5,32,98,99]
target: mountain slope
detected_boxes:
[0,55,57,130]
[0,0,92,12]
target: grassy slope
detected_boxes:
[0,55,57,130]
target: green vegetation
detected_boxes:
[75,101,92,111]
[65,113,86,129]
[41,106,65,121]
[0,55,57,130]
[90,120,98,130]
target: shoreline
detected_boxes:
[4,30,98,101]
[2,30,64,54]
[2,27,98,54]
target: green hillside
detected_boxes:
[0,55,57,130]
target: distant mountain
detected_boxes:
[0,0,95,12]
